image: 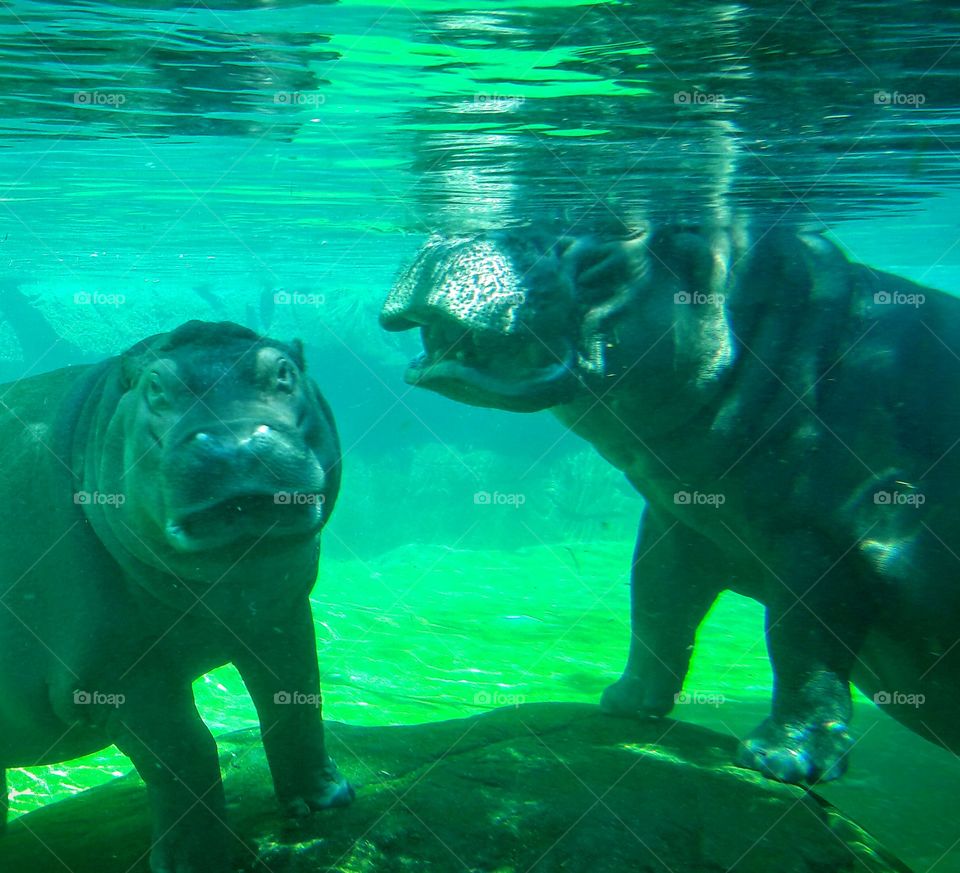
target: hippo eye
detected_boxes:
[145,372,171,412]
[276,357,298,393]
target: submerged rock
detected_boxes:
[1,703,911,872]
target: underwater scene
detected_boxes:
[1,1,960,871]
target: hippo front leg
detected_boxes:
[235,598,353,818]
[105,682,233,873]
[601,506,724,717]
[737,537,869,784]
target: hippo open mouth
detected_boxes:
[165,490,325,553]
[404,321,579,412]
[381,232,585,412]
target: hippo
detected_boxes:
[0,321,352,873]
[381,226,960,784]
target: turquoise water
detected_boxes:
[2,1,960,871]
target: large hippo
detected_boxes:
[0,321,352,873]
[381,226,960,784]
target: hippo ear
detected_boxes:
[288,338,306,372]
[563,236,640,301]
[648,228,717,290]
[119,347,151,389]
[117,331,171,389]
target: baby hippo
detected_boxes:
[0,320,351,873]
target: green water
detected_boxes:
[2,0,960,871]
[8,544,960,869]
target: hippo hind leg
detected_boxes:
[736,539,866,784]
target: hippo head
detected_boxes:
[380,230,649,412]
[381,228,738,426]
[78,321,340,585]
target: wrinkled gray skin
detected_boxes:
[0,321,352,873]
[382,227,960,785]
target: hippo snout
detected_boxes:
[162,420,331,553]
[178,420,320,484]
[381,235,528,336]
[381,234,584,412]
[188,422,293,464]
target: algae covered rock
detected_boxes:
[1,703,912,872]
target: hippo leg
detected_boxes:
[106,679,233,873]
[601,507,724,717]
[235,598,354,817]
[737,540,867,784]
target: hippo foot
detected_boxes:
[281,757,355,818]
[600,674,675,718]
[736,716,852,784]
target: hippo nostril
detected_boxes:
[189,430,227,455]
[187,423,277,454]
[241,424,273,446]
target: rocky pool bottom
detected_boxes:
[3,703,914,873]
[5,543,959,871]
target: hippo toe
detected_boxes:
[737,717,853,784]
[282,758,356,817]
[600,675,676,719]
